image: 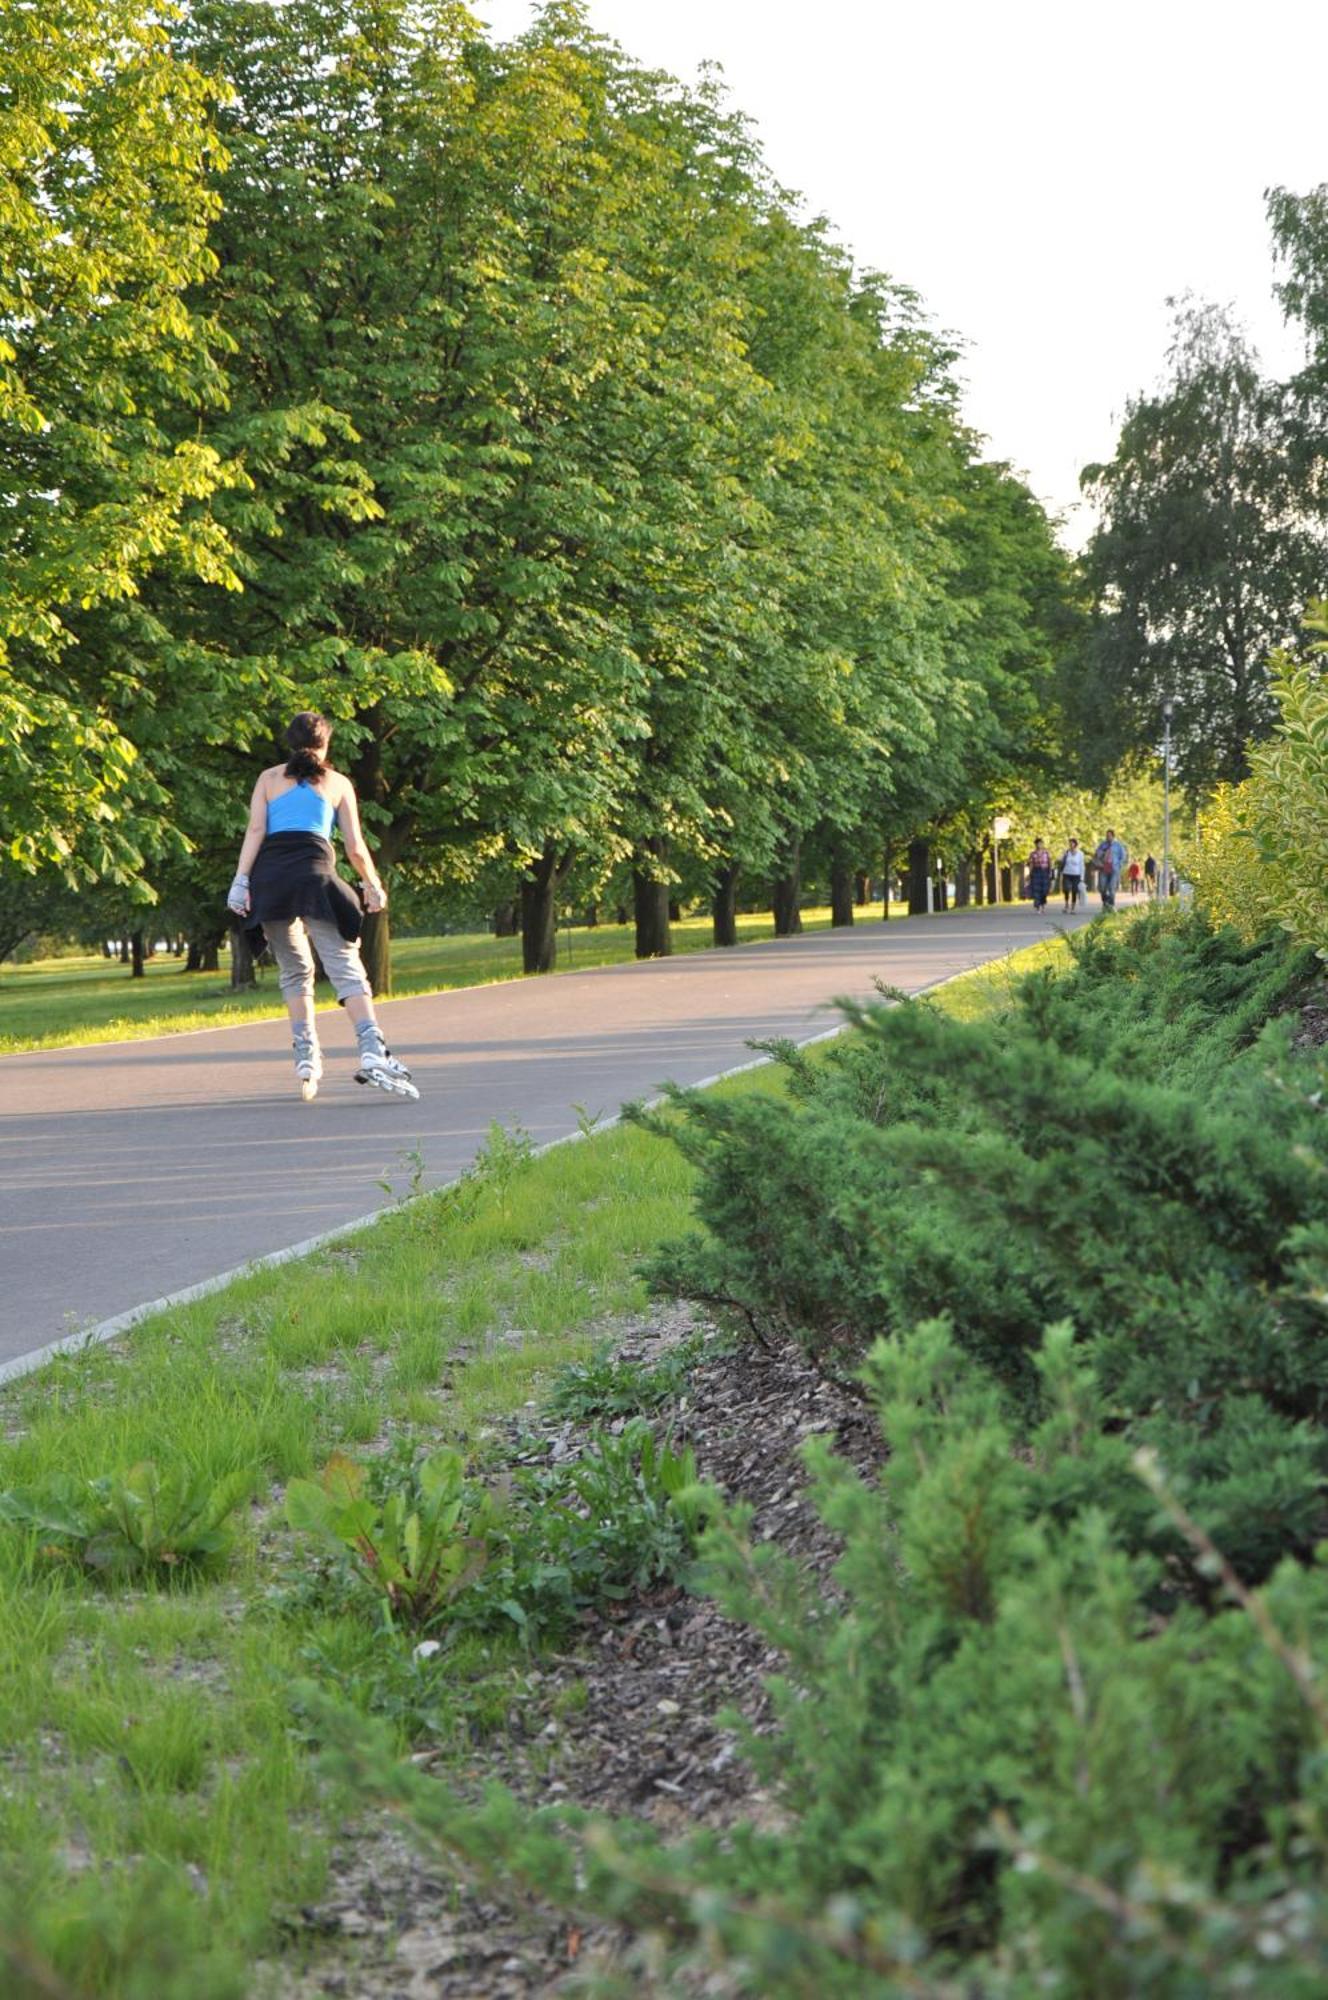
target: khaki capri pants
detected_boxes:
[264,917,372,1005]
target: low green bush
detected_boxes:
[285,1448,495,1629]
[0,1461,252,1579]
[633,912,1328,1583]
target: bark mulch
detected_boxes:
[274,1309,881,1998]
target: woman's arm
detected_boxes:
[236,776,269,877]
[336,781,386,911]
[228,775,270,914]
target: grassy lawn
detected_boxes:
[0,935,1067,1998]
[0,904,912,1055]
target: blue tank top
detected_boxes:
[266,780,336,840]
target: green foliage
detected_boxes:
[0,1855,251,2000]
[0,0,239,882]
[635,912,1328,1585]
[0,0,1080,980]
[285,1425,704,1648]
[284,1448,493,1630]
[0,1461,250,1579]
[545,1333,713,1422]
[1192,616,1328,958]
[1080,297,1322,793]
[320,1320,1328,1997]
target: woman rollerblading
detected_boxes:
[227,712,419,1102]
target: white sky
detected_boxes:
[479,0,1328,549]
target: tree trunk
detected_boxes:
[130,930,146,979]
[229,923,257,989]
[882,842,894,920]
[933,867,948,913]
[712,862,740,947]
[954,857,971,908]
[1001,864,1013,904]
[907,839,931,915]
[985,858,998,904]
[633,844,672,959]
[971,853,985,905]
[668,897,682,924]
[830,860,855,927]
[361,910,390,996]
[854,870,871,907]
[771,836,803,936]
[614,903,629,927]
[492,899,518,938]
[520,845,562,975]
[102,941,113,959]
[583,902,598,929]
[186,926,224,972]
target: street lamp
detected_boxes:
[1161,698,1174,902]
[992,815,1010,906]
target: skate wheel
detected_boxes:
[300,1080,318,1102]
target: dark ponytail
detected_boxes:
[285,710,331,781]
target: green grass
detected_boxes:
[925,929,1074,1021]
[0,931,1061,1997]
[0,904,912,1054]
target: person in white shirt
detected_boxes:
[1059,837,1085,912]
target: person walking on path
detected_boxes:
[1144,853,1158,897]
[1026,837,1054,914]
[1094,828,1128,911]
[1127,859,1143,897]
[1059,837,1085,912]
[226,711,419,1101]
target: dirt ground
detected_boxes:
[272,1309,882,1997]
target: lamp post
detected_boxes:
[992,815,1010,905]
[1161,698,1174,902]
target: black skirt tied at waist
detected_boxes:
[244,833,363,948]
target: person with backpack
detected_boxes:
[1094,828,1128,911]
[1144,853,1158,896]
[1026,837,1053,914]
[1059,837,1085,912]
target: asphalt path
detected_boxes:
[0,904,1090,1369]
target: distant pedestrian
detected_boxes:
[1094,828,1128,911]
[1127,859,1143,897]
[1059,837,1085,912]
[1026,838,1053,913]
[1144,853,1158,896]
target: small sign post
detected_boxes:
[992,816,1010,904]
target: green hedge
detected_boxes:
[635,911,1328,1584]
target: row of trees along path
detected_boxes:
[3,1,1079,992]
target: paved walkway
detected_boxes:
[0,906,1088,1368]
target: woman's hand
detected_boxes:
[227,872,251,917]
[364,882,387,915]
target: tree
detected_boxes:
[1080,299,1324,794]
[0,0,238,883]
[150,0,797,987]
